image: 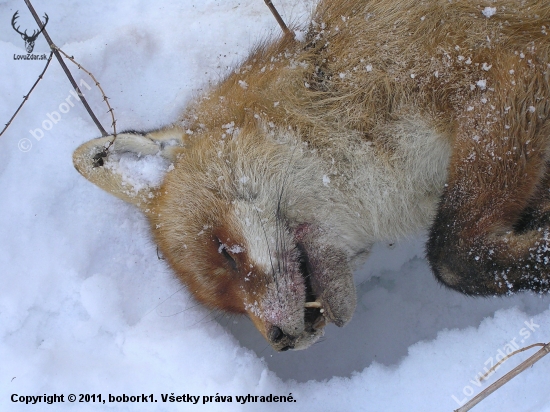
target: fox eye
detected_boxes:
[215,238,238,271]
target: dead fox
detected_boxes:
[73,0,550,351]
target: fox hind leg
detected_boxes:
[427,89,550,295]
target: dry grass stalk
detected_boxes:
[480,342,547,380]
[455,342,550,412]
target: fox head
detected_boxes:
[73,124,357,351]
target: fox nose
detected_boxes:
[269,325,284,342]
[268,326,295,351]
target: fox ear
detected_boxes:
[73,128,184,212]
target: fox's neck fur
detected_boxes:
[173,13,465,262]
[174,0,548,255]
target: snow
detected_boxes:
[105,153,172,193]
[476,79,487,90]
[1,1,550,411]
[482,7,497,18]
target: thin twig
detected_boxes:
[54,46,117,149]
[264,0,293,37]
[23,0,108,136]
[0,51,53,137]
[455,342,550,412]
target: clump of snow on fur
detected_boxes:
[104,153,171,193]
[482,7,496,18]
[294,30,306,42]
[476,79,487,90]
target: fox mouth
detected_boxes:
[262,242,327,352]
[298,244,327,335]
[258,225,356,351]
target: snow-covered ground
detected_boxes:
[1,1,549,411]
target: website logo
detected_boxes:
[11,10,48,54]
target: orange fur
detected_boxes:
[74,0,550,350]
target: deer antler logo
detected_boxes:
[11,11,49,54]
